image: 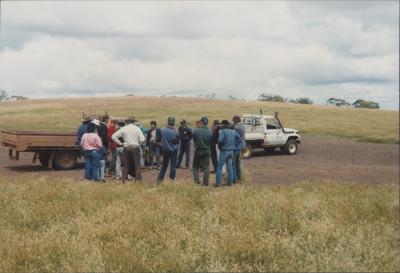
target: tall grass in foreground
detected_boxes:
[0,175,398,272]
[0,96,398,144]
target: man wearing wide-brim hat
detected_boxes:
[112,116,145,182]
[76,116,92,145]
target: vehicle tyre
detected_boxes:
[284,139,298,155]
[242,144,253,159]
[38,152,51,166]
[54,150,78,170]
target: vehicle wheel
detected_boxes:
[54,150,78,170]
[38,152,51,166]
[242,144,253,159]
[284,139,298,155]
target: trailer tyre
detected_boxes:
[242,144,253,159]
[54,150,78,170]
[38,152,51,167]
[284,139,298,155]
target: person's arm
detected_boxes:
[156,128,162,145]
[95,135,103,148]
[112,129,123,146]
[138,127,145,144]
[80,133,86,148]
[188,128,193,139]
[218,130,224,144]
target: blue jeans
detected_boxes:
[216,150,234,186]
[99,159,105,180]
[158,150,178,181]
[84,150,100,181]
[149,142,161,167]
[176,141,191,168]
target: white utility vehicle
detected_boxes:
[241,112,301,159]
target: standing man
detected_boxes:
[112,117,145,183]
[176,119,193,169]
[215,120,240,187]
[232,115,246,182]
[210,120,220,173]
[192,116,212,186]
[157,116,180,184]
[107,119,118,176]
[146,121,161,169]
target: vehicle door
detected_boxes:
[265,118,284,145]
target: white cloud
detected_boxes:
[0,1,398,109]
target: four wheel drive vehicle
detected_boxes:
[241,112,301,159]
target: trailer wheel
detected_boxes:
[38,152,51,166]
[54,150,78,170]
[242,144,253,159]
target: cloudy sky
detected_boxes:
[0,1,398,109]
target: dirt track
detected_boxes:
[1,135,398,185]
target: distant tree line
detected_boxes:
[0,89,28,101]
[257,93,380,109]
[257,92,313,105]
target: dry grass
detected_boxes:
[0,96,398,144]
[0,175,398,272]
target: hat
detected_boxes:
[82,116,92,123]
[92,119,100,126]
[126,116,137,123]
[200,116,208,125]
[180,119,187,125]
[233,115,241,123]
[168,116,175,126]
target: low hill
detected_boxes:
[0,96,398,144]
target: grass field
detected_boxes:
[0,96,398,144]
[0,96,398,272]
[0,176,398,272]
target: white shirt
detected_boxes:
[111,124,145,147]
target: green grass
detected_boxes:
[0,175,398,272]
[0,96,398,144]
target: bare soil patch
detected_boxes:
[0,135,398,185]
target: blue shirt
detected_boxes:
[234,122,246,149]
[218,128,236,151]
[76,123,88,145]
[160,126,180,152]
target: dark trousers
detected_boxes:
[158,150,178,181]
[232,150,242,181]
[122,146,142,180]
[210,144,218,171]
[193,150,210,185]
[176,141,191,168]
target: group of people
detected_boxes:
[77,114,246,187]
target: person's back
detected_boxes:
[81,132,102,151]
[218,128,235,151]
[193,126,212,151]
[160,127,179,152]
[77,122,89,145]
[113,123,145,147]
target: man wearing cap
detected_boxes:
[232,115,246,182]
[157,116,180,184]
[215,120,240,187]
[111,116,145,182]
[176,119,193,169]
[192,116,212,186]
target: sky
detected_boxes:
[0,1,398,109]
